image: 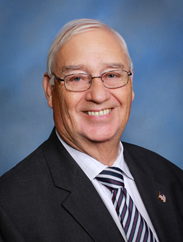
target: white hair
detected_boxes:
[47,18,133,85]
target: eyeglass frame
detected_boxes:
[51,69,132,92]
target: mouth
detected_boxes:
[87,109,112,117]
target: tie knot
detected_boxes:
[96,167,124,190]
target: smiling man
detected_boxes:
[0,19,183,242]
[43,26,134,166]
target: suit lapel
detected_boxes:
[62,167,124,242]
[43,130,124,242]
[123,144,182,241]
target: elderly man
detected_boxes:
[0,19,183,242]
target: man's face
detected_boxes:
[44,28,134,149]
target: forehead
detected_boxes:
[55,28,128,72]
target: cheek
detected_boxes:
[52,85,67,120]
[56,87,84,120]
[111,88,132,106]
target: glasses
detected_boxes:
[52,70,132,92]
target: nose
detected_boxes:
[85,76,110,103]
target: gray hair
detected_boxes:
[47,18,133,85]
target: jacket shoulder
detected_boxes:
[122,141,183,183]
[0,139,50,193]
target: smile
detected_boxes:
[87,109,111,116]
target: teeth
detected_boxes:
[88,109,111,116]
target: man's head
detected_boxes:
[47,19,133,85]
[43,18,134,157]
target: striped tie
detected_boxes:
[96,167,157,242]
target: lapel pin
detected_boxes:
[158,191,166,203]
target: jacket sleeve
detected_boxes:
[0,205,25,242]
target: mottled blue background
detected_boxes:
[0,0,183,176]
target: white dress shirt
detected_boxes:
[56,130,159,241]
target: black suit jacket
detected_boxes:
[0,129,183,241]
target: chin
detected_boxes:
[85,131,117,143]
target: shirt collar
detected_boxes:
[56,129,133,181]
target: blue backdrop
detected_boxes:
[0,0,183,176]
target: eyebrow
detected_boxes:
[60,63,125,75]
[102,63,125,69]
[60,65,86,74]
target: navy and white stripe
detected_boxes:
[96,167,157,242]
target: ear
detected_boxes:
[130,69,135,101]
[43,72,53,108]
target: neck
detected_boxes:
[57,131,120,167]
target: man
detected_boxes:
[0,19,183,242]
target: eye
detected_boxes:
[107,73,116,78]
[104,72,120,79]
[73,76,81,82]
[69,75,84,82]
